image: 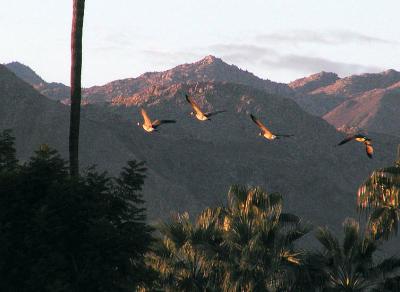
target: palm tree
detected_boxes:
[147,185,310,291]
[146,208,224,291]
[69,0,85,177]
[220,185,310,291]
[304,218,400,291]
[357,145,400,239]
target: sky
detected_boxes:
[1,0,399,87]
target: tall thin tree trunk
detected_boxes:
[69,0,85,177]
[397,144,400,166]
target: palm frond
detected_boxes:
[343,218,360,257]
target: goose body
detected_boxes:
[185,94,225,121]
[250,114,292,140]
[337,134,373,158]
[142,124,155,132]
[195,112,209,121]
[139,108,176,133]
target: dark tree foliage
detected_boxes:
[0,131,153,291]
[0,129,17,172]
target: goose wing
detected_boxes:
[338,135,355,146]
[205,110,226,118]
[141,108,152,127]
[185,94,204,116]
[250,114,273,136]
[152,120,176,128]
[365,141,373,159]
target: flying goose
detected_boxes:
[250,114,293,140]
[138,108,176,132]
[185,94,225,121]
[337,134,373,158]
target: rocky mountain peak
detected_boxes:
[289,71,339,93]
[5,61,45,86]
[382,68,399,75]
[196,55,222,66]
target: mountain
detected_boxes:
[324,85,400,136]
[5,56,292,104]
[82,55,293,103]
[289,70,400,116]
[289,71,339,94]
[5,61,45,85]
[4,63,400,237]
[289,70,400,137]
[7,57,400,139]
[0,64,138,172]
[312,69,400,97]
[288,71,343,116]
[5,62,70,101]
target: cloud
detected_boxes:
[262,55,382,76]
[103,32,135,47]
[209,44,277,58]
[208,44,278,65]
[207,42,383,77]
[141,49,200,63]
[93,37,386,82]
[89,31,146,52]
[140,45,275,68]
[257,30,397,45]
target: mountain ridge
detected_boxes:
[5,58,400,137]
[5,61,70,101]
[288,71,339,93]
[83,55,293,103]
